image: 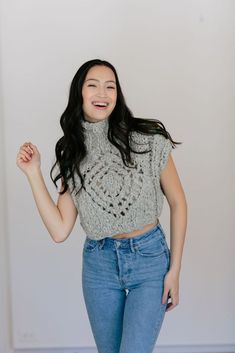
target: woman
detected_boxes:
[16,59,187,353]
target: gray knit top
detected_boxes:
[67,117,173,240]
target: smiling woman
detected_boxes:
[16,58,187,353]
[82,66,117,121]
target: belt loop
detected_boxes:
[130,238,135,253]
[99,238,105,250]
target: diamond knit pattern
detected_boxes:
[67,118,172,239]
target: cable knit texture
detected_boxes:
[67,117,173,240]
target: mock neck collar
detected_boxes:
[81,117,109,134]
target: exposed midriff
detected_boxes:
[111,219,159,239]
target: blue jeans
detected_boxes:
[82,222,171,353]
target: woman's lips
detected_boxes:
[92,102,109,110]
[93,105,108,110]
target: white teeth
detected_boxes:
[93,102,108,107]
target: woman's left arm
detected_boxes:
[160,153,188,311]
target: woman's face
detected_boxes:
[82,65,117,123]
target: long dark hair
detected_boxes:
[50,59,181,196]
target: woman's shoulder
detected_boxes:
[130,130,170,147]
[130,130,152,144]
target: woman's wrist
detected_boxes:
[26,167,42,179]
[168,265,181,276]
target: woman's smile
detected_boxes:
[92,101,109,110]
[82,65,117,122]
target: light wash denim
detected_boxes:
[82,222,171,353]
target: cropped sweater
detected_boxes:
[67,117,173,240]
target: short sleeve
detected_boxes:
[159,136,173,173]
[151,133,173,178]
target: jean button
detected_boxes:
[116,241,121,248]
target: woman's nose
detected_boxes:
[97,86,107,97]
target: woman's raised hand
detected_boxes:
[16,142,41,176]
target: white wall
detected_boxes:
[0,0,235,352]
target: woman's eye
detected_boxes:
[107,86,115,89]
[88,84,96,87]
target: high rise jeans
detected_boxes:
[82,222,171,353]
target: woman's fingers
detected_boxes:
[23,148,32,158]
[162,270,180,312]
[25,145,34,153]
[20,147,32,160]
[16,142,41,176]
[162,286,169,305]
[17,142,34,162]
[166,292,179,312]
[18,152,29,162]
[25,145,33,153]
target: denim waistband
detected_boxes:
[96,222,165,250]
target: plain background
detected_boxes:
[0,0,235,352]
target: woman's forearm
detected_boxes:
[169,199,187,274]
[26,168,65,243]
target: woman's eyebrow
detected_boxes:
[85,78,116,84]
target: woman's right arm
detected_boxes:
[16,142,78,243]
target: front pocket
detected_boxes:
[136,236,166,258]
[83,239,98,253]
